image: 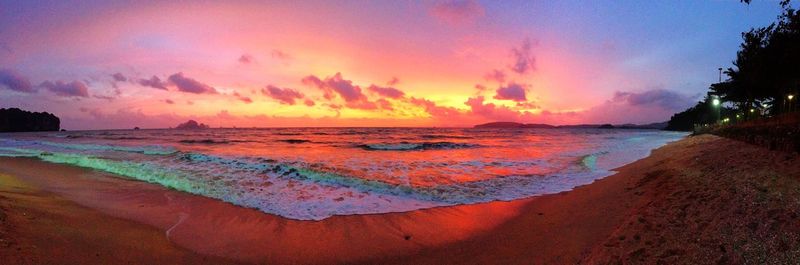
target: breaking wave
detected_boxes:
[358,141,481,151]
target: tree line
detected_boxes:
[666,1,798,131]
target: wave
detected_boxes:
[273,132,303,136]
[358,141,481,151]
[102,136,150,140]
[0,139,176,155]
[277,139,311,144]
[419,134,473,139]
[579,151,609,170]
[179,139,230,144]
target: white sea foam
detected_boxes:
[0,128,687,220]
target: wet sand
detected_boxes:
[1,134,799,264]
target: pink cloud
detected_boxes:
[409,97,462,118]
[509,38,536,75]
[430,0,485,25]
[271,49,291,61]
[0,69,34,93]
[40,80,90,97]
[138,75,168,90]
[466,96,529,122]
[367,84,405,99]
[387,77,400,86]
[376,98,393,110]
[301,72,367,102]
[263,85,304,105]
[111,72,127,82]
[233,91,253,104]
[483,69,506,83]
[611,89,697,111]
[238,54,254,64]
[304,99,315,107]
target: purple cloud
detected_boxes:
[168,72,217,94]
[40,80,90,97]
[165,99,175,104]
[304,99,316,107]
[301,73,367,102]
[510,38,536,75]
[138,76,168,90]
[233,91,253,104]
[0,69,34,93]
[271,49,291,61]
[387,77,400,86]
[430,0,485,25]
[367,85,405,99]
[612,89,697,111]
[263,85,304,105]
[484,69,506,83]
[239,54,254,64]
[494,82,527,101]
[376,98,393,110]
[0,42,11,54]
[111,73,127,82]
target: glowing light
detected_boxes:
[789,95,795,100]
[712,98,720,106]
[750,109,755,113]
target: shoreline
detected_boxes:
[2,134,799,263]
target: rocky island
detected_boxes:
[0,108,60,132]
[174,120,209,129]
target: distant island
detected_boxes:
[0,108,60,132]
[175,120,209,129]
[474,121,668,130]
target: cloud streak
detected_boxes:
[168,72,218,94]
[510,38,536,75]
[430,0,485,25]
[40,80,90,97]
[138,76,169,90]
[0,69,35,93]
[494,82,527,101]
[263,85,304,105]
[367,85,405,99]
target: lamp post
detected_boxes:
[718,68,723,83]
[789,94,795,112]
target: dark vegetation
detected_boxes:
[0,108,60,132]
[667,1,799,131]
[474,121,668,130]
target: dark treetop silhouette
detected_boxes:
[0,108,60,132]
[667,0,798,130]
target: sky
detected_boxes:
[0,0,789,129]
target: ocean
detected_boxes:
[0,128,686,220]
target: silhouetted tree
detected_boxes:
[0,108,60,132]
[707,1,798,115]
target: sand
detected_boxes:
[1,134,799,264]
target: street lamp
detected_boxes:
[711,96,721,123]
[789,94,795,112]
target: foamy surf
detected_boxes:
[0,128,686,220]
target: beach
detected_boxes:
[1,134,799,264]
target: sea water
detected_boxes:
[0,128,686,220]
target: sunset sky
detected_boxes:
[0,0,785,129]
